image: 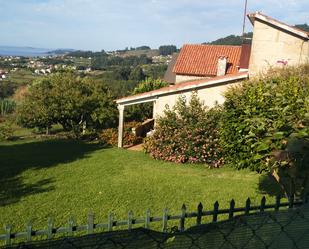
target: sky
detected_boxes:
[0,0,308,51]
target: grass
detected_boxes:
[0,138,278,236]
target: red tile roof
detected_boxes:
[116,72,248,104]
[173,44,243,76]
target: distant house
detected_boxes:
[115,12,309,148]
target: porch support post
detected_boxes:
[118,104,125,148]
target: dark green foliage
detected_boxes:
[0,99,16,116]
[206,32,253,45]
[158,45,177,56]
[143,64,168,79]
[17,73,117,136]
[91,54,151,70]
[220,65,309,172]
[144,93,223,167]
[0,81,18,98]
[132,78,168,94]
[295,24,309,32]
[129,66,146,81]
[126,78,169,122]
[0,122,13,141]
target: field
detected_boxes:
[0,138,279,235]
[4,69,38,85]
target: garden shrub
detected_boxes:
[220,65,309,172]
[144,93,223,167]
[0,122,13,141]
[100,121,143,146]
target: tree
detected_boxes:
[17,72,117,136]
[129,66,146,81]
[17,79,54,134]
[126,78,169,121]
[158,45,177,56]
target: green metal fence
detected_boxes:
[1,195,308,248]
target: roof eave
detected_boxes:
[116,73,248,105]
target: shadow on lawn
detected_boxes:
[0,139,105,206]
[257,174,284,197]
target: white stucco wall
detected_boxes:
[249,20,309,77]
[153,80,243,118]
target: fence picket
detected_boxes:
[289,195,294,208]
[26,221,32,242]
[145,209,150,229]
[260,196,266,212]
[4,225,11,246]
[275,196,281,211]
[213,201,219,222]
[68,217,74,236]
[87,212,94,234]
[162,208,168,233]
[108,213,113,232]
[245,198,251,215]
[196,203,203,225]
[179,204,186,232]
[229,199,235,219]
[47,217,53,240]
[1,196,308,245]
[128,211,133,231]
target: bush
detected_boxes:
[220,65,309,172]
[144,93,223,167]
[0,122,13,141]
[0,99,16,116]
[100,121,143,146]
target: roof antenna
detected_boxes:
[242,0,248,41]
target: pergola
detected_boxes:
[116,95,157,148]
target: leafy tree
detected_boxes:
[17,79,54,133]
[132,77,168,94]
[17,73,117,136]
[158,45,177,56]
[129,66,146,81]
[126,78,169,122]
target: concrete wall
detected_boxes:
[249,20,309,77]
[175,74,210,83]
[153,80,243,118]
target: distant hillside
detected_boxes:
[295,24,309,32]
[205,32,253,46]
[48,49,76,55]
[206,24,308,46]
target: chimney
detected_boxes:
[217,56,227,76]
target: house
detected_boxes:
[248,12,309,77]
[116,12,309,148]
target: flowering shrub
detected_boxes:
[100,121,143,146]
[144,93,223,167]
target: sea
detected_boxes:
[0,46,64,57]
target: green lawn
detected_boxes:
[0,139,279,235]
